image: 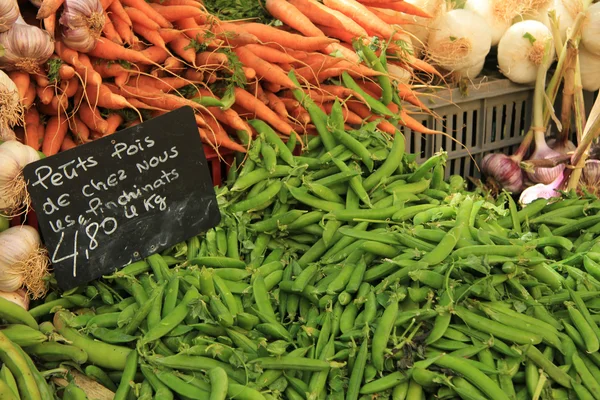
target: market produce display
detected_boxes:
[1,0,600,398]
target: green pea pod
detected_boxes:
[63,383,87,400]
[341,72,393,117]
[0,331,42,400]
[208,367,228,400]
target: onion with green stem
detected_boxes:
[0,225,50,299]
[0,140,41,217]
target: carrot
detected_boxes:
[314,24,356,43]
[279,63,292,71]
[281,98,310,124]
[133,24,167,50]
[158,28,183,44]
[100,0,114,10]
[59,77,79,98]
[36,85,54,105]
[106,83,206,111]
[21,81,36,108]
[240,23,337,51]
[34,73,50,89]
[24,108,40,150]
[58,64,75,81]
[234,87,296,136]
[321,102,363,124]
[199,116,247,153]
[164,56,185,73]
[247,80,269,105]
[125,7,161,30]
[109,0,132,26]
[126,97,166,112]
[90,131,104,140]
[243,44,298,64]
[60,135,77,151]
[38,101,59,116]
[367,7,415,25]
[140,45,170,64]
[288,0,365,36]
[404,55,441,77]
[42,116,69,156]
[92,59,129,78]
[110,14,135,45]
[85,83,136,110]
[70,116,90,143]
[266,0,324,37]
[202,103,253,136]
[55,41,83,68]
[263,82,281,94]
[194,113,208,128]
[37,0,64,19]
[169,37,197,64]
[308,0,369,37]
[154,0,202,7]
[102,15,123,45]
[234,46,296,88]
[318,84,366,102]
[265,91,288,118]
[43,14,56,38]
[76,53,102,87]
[346,100,396,133]
[121,0,172,28]
[105,113,124,135]
[89,37,153,64]
[148,3,205,21]
[242,67,256,81]
[8,71,30,101]
[175,18,208,40]
[127,75,190,92]
[184,69,204,82]
[212,22,259,46]
[395,82,429,110]
[323,0,402,41]
[196,51,228,67]
[52,92,69,112]
[77,101,109,134]
[358,0,432,17]
[398,110,443,134]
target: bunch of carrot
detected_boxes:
[6,0,440,158]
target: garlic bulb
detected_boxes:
[580,44,600,92]
[582,159,600,187]
[581,3,600,56]
[59,0,105,52]
[497,20,555,84]
[0,225,49,299]
[519,172,564,205]
[481,153,525,193]
[0,125,16,141]
[0,288,30,310]
[0,0,19,33]
[552,0,583,42]
[0,69,23,128]
[0,17,54,73]
[0,140,41,216]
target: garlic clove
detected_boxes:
[481,153,524,193]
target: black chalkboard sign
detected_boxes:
[23,106,220,289]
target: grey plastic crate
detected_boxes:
[401,78,534,179]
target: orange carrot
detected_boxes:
[55,41,83,68]
[240,23,338,51]
[247,80,269,105]
[85,83,136,110]
[307,0,369,37]
[314,24,355,43]
[398,110,442,134]
[358,0,432,17]
[154,0,202,7]
[244,44,298,64]
[105,113,124,135]
[199,116,247,153]
[234,87,296,136]
[106,83,206,111]
[194,113,208,128]
[197,91,253,135]
[110,14,135,45]
[109,0,132,26]
[195,51,228,67]
[184,69,204,82]
[403,55,441,77]
[175,17,208,40]
[158,28,183,43]
[169,37,197,64]
[281,98,310,124]
[52,92,69,112]
[288,0,357,34]
[148,3,205,21]
[89,37,153,64]
[60,77,79,98]
[92,59,129,78]
[234,46,296,88]
[76,53,102,87]
[78,101,109,134]
[100,0,114,10]
[8,71,30,101]
[37,0,64,19]
[323,0,402,41]
[43,14,56,38]
[70,116,90,143]
[127,75,190,92]
[133,24,167,50]
[263,82,281,94]
[266,0,323,37]
[61,135,77,151]
[58,64,75,80]
[164,56,185,73]
[34,73,50,89]
[265,91,288,118]
[125,7,161,30]
[42,116,69,156]
[126,97,164,112]
[121,0,172,28]
[347,100,396,133]
[36,85,54,105]
[140,45,169,64]
[242,67,256,81]
[102,15,123,45]
[21,81,36,108]
[318,84,366,101]
[367,7,414,25]
[211,22,259,46]
[24,108,40,150]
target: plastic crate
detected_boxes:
[401,78,535,180]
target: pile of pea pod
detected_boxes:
[5,105,600,400]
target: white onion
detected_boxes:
[426,9,492,73]
[464,0,522,46]
[581,2,600,56]
[579,44,600,92]
[497,20,555,84]
[402,0,447,52]
[454,58,486,80]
